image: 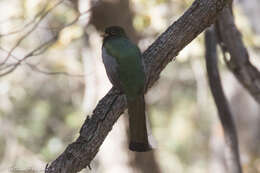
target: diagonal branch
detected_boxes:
[45,0,231,172]
[215,7,260,104]
[205,27,242,173]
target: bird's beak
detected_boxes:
[101,32,108,38]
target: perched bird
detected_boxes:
[102,26,152,152]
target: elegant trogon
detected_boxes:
[102,26,152,152]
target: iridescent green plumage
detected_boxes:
[102,26,151,152]
[103,36,145,98]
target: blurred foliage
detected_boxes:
[0,0,260,173]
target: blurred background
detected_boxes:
[0,0,260,172]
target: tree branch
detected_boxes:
[0,47,84,77]
[45,0,231,172]
[0,0,97,77]
[205,27,242,173]
[0,0,65,68]
[215,7,260,104]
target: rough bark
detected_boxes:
[205,28,242,173]
[215,7,260,104]
[45,0,231,172]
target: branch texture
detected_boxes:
[45,0,231,172]
[216,7,260,103]
[205,28,242,173]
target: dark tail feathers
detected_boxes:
[127,95,152,152]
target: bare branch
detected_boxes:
[45,0,232,172]
[0,0,65,67]
[215,7,260,104]
[0,46,84,77]
[205,27,242,173]
[0,0,99,77]
[25,63,84,77]
[0,36,58,77]
[0,2,49,37]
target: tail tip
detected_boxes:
[129,142,152,152]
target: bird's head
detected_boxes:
[103,26,127,39]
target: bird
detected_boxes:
[102,26,152,152]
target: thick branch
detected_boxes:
[205,28,242,173]
[215,7,260,103]
[45,0,231,172]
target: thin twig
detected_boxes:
[0,36,57,77]
[0,1,49,37]
[25,63,84,77]
[0,43,84,77]
[0,0,65,67]
[0,0,99,77]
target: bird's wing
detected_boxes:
[103,37,145,97]
[102,47,123,90]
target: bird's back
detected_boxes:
[102,37,145,98]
